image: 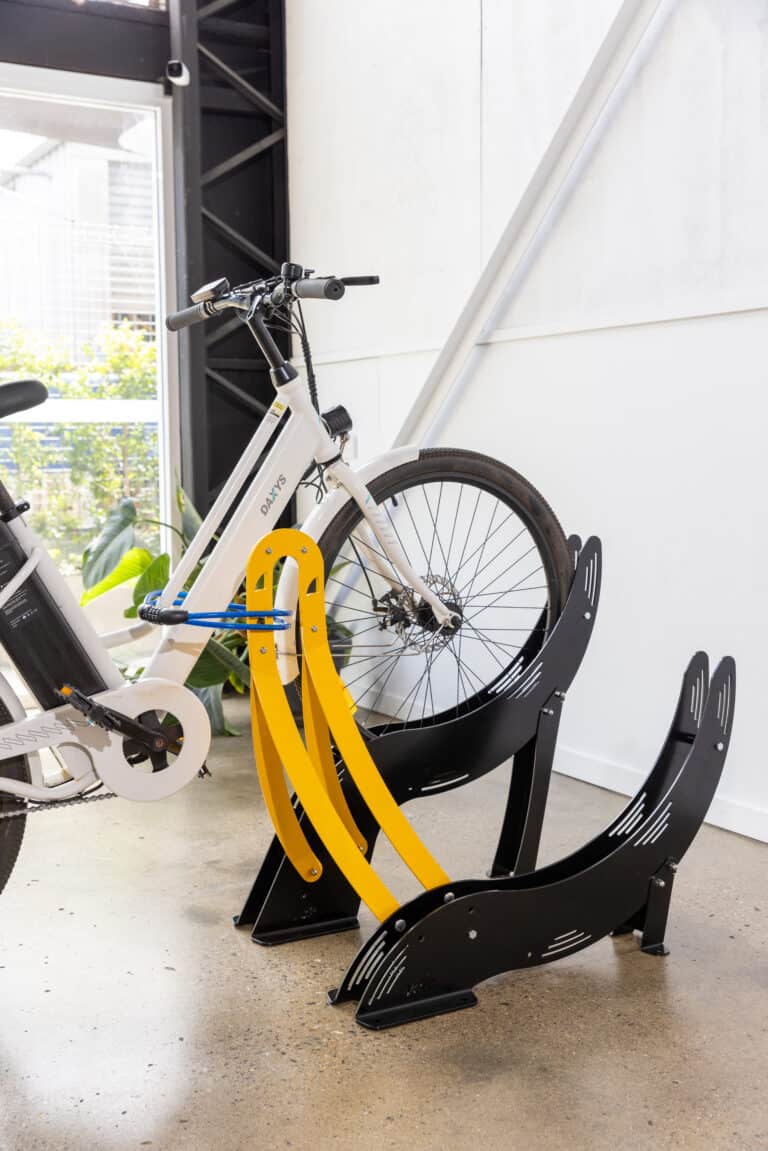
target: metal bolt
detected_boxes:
[584,610,592,621]
[715,741,725,752]
[394,919,406,933]
[309,867,318,877]
[653,877,666,888]
[443,891,455,904]
[468,929,478,941]
[542,707,555,716]
[554,691,565,699]
[668,861,678,873]
[265,547,273,555]
[301,546,308,554]
[260,646,267,654]
[311,625,318,633]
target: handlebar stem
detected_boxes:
[247,314,299,386]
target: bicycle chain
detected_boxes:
[0,790,118,821]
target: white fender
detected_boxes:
[274,445,419,683]
[0,668,44,789]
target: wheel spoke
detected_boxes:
[463,497,501,604]
[460,620,511,670]
[452,486,483,578]
[463,565,545,623]
[450,510,522,585]
[422,481,451,579]
[455,536,534,599]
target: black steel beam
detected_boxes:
[205,368,269,418]
[197,0,249,19]
[202,207,281,273]
[201,127,284,186]
[170,0,210,512]
[169,0,288,507]
[201,16,269,46]
[0,0,169,82]
[206,316,244,348]
[268,0,288,272]
[208,357,269,372]
[198,43,283,121]
[200,86,267,115]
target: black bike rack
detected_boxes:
[329,651,734,1028]
[234,535,735,1030]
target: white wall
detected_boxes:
[286,0,768,841]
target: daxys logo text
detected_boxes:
[261,474,287,515]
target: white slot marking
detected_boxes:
[609,793,646,836]
[635,801,672,846]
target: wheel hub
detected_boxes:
[414,597,463,636]
[378,575,464,654]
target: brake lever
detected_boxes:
[244,291,266,321]
[340,276,380,286]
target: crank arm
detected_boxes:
[59,685,180,756]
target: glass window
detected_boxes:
[0,90,165,580]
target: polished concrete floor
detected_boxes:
[0,696,766,1151]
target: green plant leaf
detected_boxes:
[123,552,171,618]
[185,637,251,690]
[176,484,203,546]
[80,546,152,606]
[189,684,239,737]
[81,498,138,588]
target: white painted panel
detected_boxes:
[285,0,482,361]
[491,0,768,334]
[432,312,768,839]
[481,0,619,257]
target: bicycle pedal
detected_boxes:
[59,685,176,755]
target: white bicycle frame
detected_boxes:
[0,371,452,805]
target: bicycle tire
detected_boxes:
[315,447,572,729]
[0,695,30,897]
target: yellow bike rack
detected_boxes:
[246,529,450,924]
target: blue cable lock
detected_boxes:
[138,589,292,632]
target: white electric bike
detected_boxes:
[0,263,572,896]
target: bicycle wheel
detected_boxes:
[0,707,30,897]
[315,448,572,730]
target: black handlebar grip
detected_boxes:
[293,277,345,301]
[165,302,209,332]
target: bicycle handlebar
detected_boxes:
[165,269,378,332]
